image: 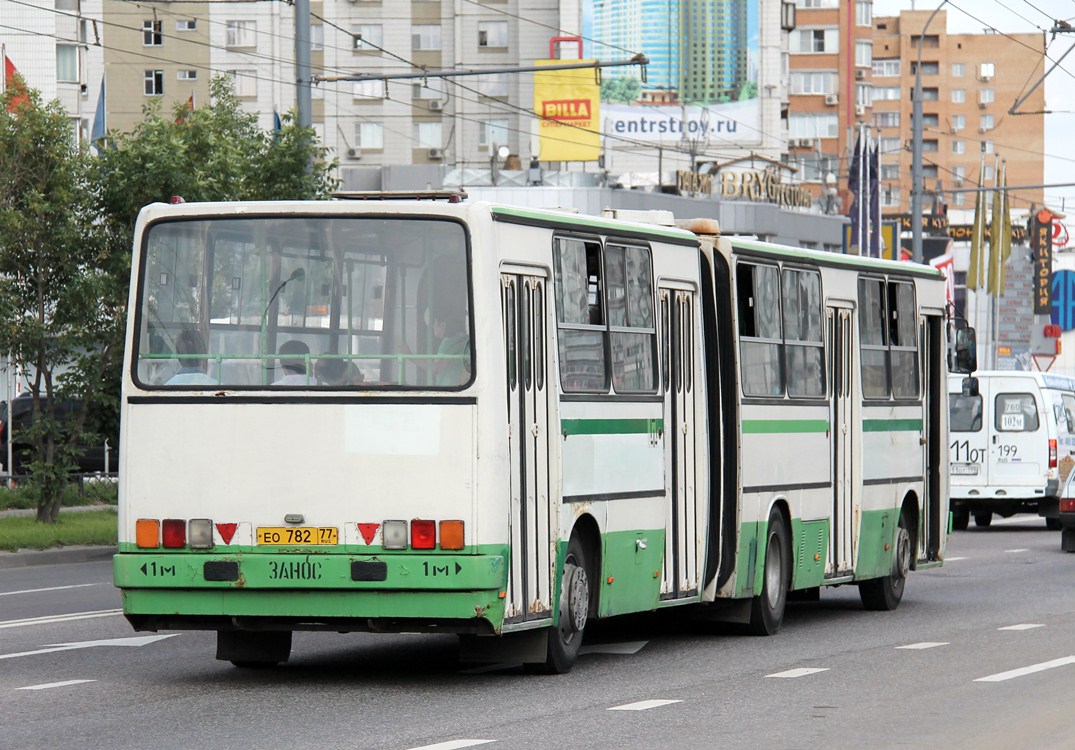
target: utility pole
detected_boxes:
[295,0,312,129]
[911,0,947,265]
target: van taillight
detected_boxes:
[1061,499,1075,513]
[1050,439,1058,469]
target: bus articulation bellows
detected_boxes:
[113,198,971,672]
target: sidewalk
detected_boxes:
[0,504,117,570]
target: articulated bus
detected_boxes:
[114,197,964,672]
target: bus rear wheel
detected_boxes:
[530,535,590,674]
[952,508,970,531]
[747,507,789,636]
[216,630,292,668]
[859,512,911,611]
[974,511,992,528]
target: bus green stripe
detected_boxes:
[741,419,830,434]
[491,206,697,243]
[863,418,923,432]
[561,418,663,436]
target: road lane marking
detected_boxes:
[17,679,96,691]
[975,656,1075,683]
[998,623,1045,631]
[766,668,829,678]
[0,634,178,661]
[580,641,648,655]
[0,609,122,630]
[945,557,967,561]
[0,583,104,598]
[1004,549,1029,554]
[405,741,495,750]
[608,699,682,711]
[897,642,949,650]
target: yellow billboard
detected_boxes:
[533,61,601,162]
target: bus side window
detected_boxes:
[737,261,783,397]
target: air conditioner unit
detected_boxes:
[824,94,839,106]
[855,69,866,80]
[980,75,992,82]
[427,147,444,159]
[429,100,444,111]
[790,138,814,149]
[346,147,361,160]
[855,104,865,116]
[979,126,989,133]
[978,101,987,109]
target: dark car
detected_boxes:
[0,394,118,475]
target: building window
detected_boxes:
[413,121,443,148]
[882,187,901,207]
[984,164,995,181]
[412,25,442,51]
[56,44,78,82]
[788,112,839,138]
[790,71,838,95]
[979,62,995,80]
[880,137,900,154]
[797,0,838,7]
[791,28,839,54]
[880,164,899,180]
[923,139,938,152]
[922,87,939,101]
[952,89,965,104]
[856,84,873,107]
[952,62,965,77]
[874,86,900,100]
[873,111,900,128]
[979,88,995,105]
[144,70,164,96]
[311,24,323,52]
[143,20,163,46]
[176,20,196,32]
[225,20,256,48]
[954,165,966,184]
[912,61,939,76]
[984,140,994,154]
[922,113,939,127]
[413,82,444,100]
[980,114,994,131]
[953,193,966,207]
[477,73,509,98]
[352,24,383,51]
[873,59,900,77]
[952,140,965,154]
[177,70,197,81]
[478,119,509,148]
[227,70,256,98]
[353,80,383,99]
[855,0,872,26]
[355,122,383,150]
[478,21,508,48]
[952,114,965,131]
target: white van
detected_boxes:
[948,371,1075,529]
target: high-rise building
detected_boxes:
[871,10,1044,215]
[680,0,750,104]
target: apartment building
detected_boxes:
[871,10,1044,215]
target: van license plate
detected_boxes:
[257,527,338,545]
[951,463,979,475]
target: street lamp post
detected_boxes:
[911,0,948,264]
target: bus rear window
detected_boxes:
[135,216,472,389]
[949,394,982,432]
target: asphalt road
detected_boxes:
[2,517,1073,750]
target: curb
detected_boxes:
[0,545,116,570]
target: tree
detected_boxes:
[600,76,643,103]
[0,82,113,522]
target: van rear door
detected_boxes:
[987,379,1049,492]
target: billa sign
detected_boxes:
[533,62,600,162]
[1032,209,1053,315]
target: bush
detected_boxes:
[0,477,117,510]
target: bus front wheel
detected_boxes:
[531,535,590,674]
[952,508,970,531]
[747,508,789,636]
[859,512,911,611]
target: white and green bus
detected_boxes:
[113,197,966,672]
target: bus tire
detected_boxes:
[216,630,291,668]
[1045,517,1062,531]
[974,511,992,528]
[952,509,970,531]
[859,511,912,611]
[531,535,590,674]
[747,507,789,636]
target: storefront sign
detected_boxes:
[716,167,813,209]
[1032,209,1053,315]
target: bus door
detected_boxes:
[828,303,855,576]
[502,271,554,623]
[660,286,700,599]
[920,314,944,561]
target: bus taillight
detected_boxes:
[439,520,465,550]
[162,519,186,548]
[411,520,436,549]
[382,520,408,550]
[1050,439,1058,469]
[188,519,214,549]
[136,519,160,548]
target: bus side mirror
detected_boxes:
[961,376,979,398]
[953,327,977,374]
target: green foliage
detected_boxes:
[0,479,116,510]
[600,76,642,103]
[0,509,117,551]
[738,81,758,101]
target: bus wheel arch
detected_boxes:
[747,501,791,636]
[859,496,915,611]
[529,516,598,674]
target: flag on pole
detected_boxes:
[967,181,986,290]
[848,134,863,254]
[998,163,1012,295]
[3,53,30,112]
[868,144,881,258]
[987,169,1003,295]
[175,92,195,123]
[90,77,106,148]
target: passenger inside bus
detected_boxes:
[315,355,364,386]
[400,307,470,387]
[274,340,311,385]
[166,329,216,385]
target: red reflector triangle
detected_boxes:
[216,523,238,545]
[358,523,379,545]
